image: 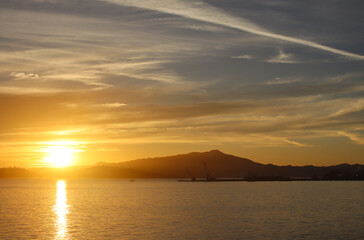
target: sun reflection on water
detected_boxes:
[54,180,69,240]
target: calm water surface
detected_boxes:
[0,179,363,240]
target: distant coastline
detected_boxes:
[1,150,363,180]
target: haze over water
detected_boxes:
[1,179,363,240]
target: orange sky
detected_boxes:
[0,0,363,167]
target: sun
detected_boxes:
[43,146,75,168]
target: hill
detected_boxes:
[1,150,363,179]
[100,150,364,179]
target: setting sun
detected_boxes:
[43,146,75,168]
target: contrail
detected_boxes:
[101,0,364,60]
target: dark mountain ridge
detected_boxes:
[1,150,363,179]
[97,150,364,179]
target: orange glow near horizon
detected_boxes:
[42,141,82,167]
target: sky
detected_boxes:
[0,0,363,167]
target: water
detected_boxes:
[0,179,363,240]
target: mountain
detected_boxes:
[1,150,363,179]
[99,150,364,179]
[112,150,260,178]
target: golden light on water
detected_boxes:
[54,180,69,240]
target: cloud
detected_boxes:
[0,89,361,159]
[264,77,300,85]
[32,0,58,2]
[338,131,364,145]
[10,72,39,80]
[267,49,300,64]
[101,0,364,60]
[0,86,60,95]
[232,55,252,59]
[263,135,310,147]
[331,99,364,117]
[100,102,127,108]
[182,24,228,33]
[98,60,182,83]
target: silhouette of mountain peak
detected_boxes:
[208,149,224,155]
[19,150,362,179]
[186,149,226,158]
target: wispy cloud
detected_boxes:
[100,103,127,108]
[264,77,300,85]
[267,49,300,64]
[98,60,182,83]
[338,131,364,145]
[0,86,60,95]
[232,55,252,59]
[101,0,364,60]
[331,99,364,117]
[263,135,310,147]
[10,72,39,80]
